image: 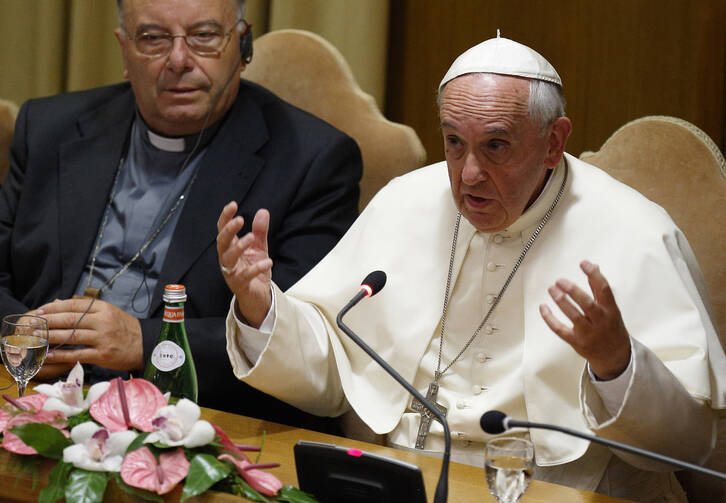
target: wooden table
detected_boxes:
[0,372,633,502]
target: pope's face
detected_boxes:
[440,73,570,233]
[115,0,242,136]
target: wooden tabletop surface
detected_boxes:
[0,370,634,503]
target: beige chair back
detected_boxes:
[242,29,426,211]
[581,116,726,503]
[0,99,19,185]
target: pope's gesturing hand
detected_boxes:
[216,202,273,329]
[539,260,632,380]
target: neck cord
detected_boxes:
[434,163,568,381]
[53,114,212,351]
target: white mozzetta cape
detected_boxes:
[227,154,725,466]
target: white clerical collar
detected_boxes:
[502,157,567,235]
[147,129,186,153]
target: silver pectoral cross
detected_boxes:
[410,380,448,450]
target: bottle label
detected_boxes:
[163,306,184,323]
[150,341,186,371]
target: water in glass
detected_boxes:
[1,315,49,397]
[485,437,534,503]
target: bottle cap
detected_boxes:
[163,284,187,303]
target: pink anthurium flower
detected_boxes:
[63,421,137,471]
[211,424,280,496]
[0,393,47,430]
[217,453,283,496]
[34,362,110,416]
[144,399,214,448]
[210,423,259,458]
[121,446,189,495]
[90,377,167,432]
[2,409,68,455]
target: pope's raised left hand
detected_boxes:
[33,298,144,375]
[539,260,631,380]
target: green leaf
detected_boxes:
[226,475,271,503]
[64,469,108,503]
[181,453,231,502]
[240,484,271,502]
[38,461,72,503]
[9,423,72,460]
[124,431,150,454]
[110,472,163,503]
[275,485,321,503]
[66,410,93,429]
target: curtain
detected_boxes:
[267,0,389,108]
[0,0,389,110]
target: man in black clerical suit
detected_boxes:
[0,0,361,432]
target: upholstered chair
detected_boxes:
[581,116,726,503]
[242,29,427,211]
[0,98,19,185]
[244,29,428,443]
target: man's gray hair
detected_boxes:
[116,0,246,30]
[528,79,566,132]
[437,73,567,132]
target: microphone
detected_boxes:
[336,271,450,503]
[480,410,726,482]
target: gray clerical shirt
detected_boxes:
[74,114,215,316]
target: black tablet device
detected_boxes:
[293,440,427,503]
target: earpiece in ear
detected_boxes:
[239,20,253,64]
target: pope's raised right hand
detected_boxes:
[216,202,273,328]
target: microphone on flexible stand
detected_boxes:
[480,410,726,482]
[336,271,450,503]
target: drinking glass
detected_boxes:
[485,437,534,503]
[0,314,49,397]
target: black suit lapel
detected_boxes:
[57,91,135,298]
[149,88,268,314]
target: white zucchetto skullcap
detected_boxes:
[439,34,562,90]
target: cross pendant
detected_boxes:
[410,380,448,450]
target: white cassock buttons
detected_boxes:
[486,262,497,272]
[476,352,488,363]
[456,400,467,409]
[493,234,504,244]
[472,385,483,395]
[486,294,496,305]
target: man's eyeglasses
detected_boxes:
[130,19,249,57]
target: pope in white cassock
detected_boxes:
[216,36,726,502]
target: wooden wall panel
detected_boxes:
[386,0,726,163]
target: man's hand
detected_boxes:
[32,299,144,377]
[539,260,632,380]
[216,202,273,328]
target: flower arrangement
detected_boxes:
[0,363,319,503]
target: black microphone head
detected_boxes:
[361,270,386,296]
[480,410,508,434]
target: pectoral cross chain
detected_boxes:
[410,380,448,450]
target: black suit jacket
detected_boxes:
[0,80,362,432]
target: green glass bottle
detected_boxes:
[143,284,198,403]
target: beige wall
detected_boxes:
[1,0,724,159]
[386,0,726,161]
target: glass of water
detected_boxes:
[1,314,49,397]
[485,437,534,503]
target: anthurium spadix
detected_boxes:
[121,446,190,495]
[90,377,167,432]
